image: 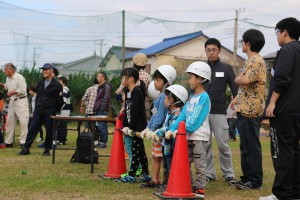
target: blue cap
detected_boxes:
[40,63,53,69]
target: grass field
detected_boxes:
[0,123,274,200]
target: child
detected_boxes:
[150,84,188,191]
[57,76,71,145]
[165,61,211,198]
[231,29,266,190]
[140,65,177,188]
[120,67,150,183]
[28,85,44,143]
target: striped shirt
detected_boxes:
[61,86,71,116]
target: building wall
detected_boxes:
[104,54,122,71]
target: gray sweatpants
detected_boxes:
[205,114,235,179]
[188,140,207,189]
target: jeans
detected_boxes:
[236,113,263,186]
[97,110,108,144]
[124,135,133,167]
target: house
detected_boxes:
[55,51,103,77]
[100,46,142,74]
[125,31,245,74]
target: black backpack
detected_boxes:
[70,132,99,164]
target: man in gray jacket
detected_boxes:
[204,38,238,185]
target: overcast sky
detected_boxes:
[1,0,299,67]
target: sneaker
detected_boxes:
[138,174,152,183]
[235,181,262,190]
[206,176,216,182]
[194,188,205,198]
[95,143,107,148]
[136,168,142,177]
[120,172,129,178]
[38,143,45,148]
[18,148,30,155]
[120,175,136,183]
[225,176,237,186]
[0,143,5,149]
[5,143,13,148]
[155,184,167,193]
[36,138,43,142]
[42,149,50,156]
[259,194,279,200]
[140,180,158,188]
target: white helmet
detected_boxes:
[157,65,177,85]
[148,81,160,99]
[166,84,189,104]
[185,61,211,83]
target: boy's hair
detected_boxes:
[165,90,184,107]
[98,71,107,80]
[205,38,221,49]
[28,84,37,93]
[242,29,265,52]
[276,17,300,40]
[58,76,68,86]
[121,67,139,83]
[153,70,168,85]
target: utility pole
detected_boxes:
[99,39,105,58]
[233,9,238,73]
[33,47,36,67]
[122,10,125,69]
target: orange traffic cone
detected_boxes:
[162,121,194,198]
[124,150,129,160]
[104,117,127,178]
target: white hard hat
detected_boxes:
[185,61,211,83]
[166,84,189,104]
[157,65,177,85]
[148,81,160,99]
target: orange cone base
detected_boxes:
[104,172,123,179]
[154,192,202,200]
[162,191,195,198]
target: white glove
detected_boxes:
[122,127,129,135]
[173,130,178,138]
[127,129,133,137]
[146,130,153,140]
[140,128,149,139]
[152,130,161,142]
[165,130,174,139]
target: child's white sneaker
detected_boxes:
[36,138,43,142]
[259,194,278,200]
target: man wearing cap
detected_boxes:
[0,63,29,148]
[115,53,151,119]
[18,63,63,156]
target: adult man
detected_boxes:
[18,63,63,156]
[115,53,151,120]
[80,72,111,148]
[260,17,300,200]
[204,38,238,185]
[0,63,29,148]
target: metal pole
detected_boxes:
[122,10,125,69]
[233,9,238,73]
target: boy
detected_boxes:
[140,65,177,188]
[165,61,211,198]
[260,17,300,200]
[57,76,71,145]
[150,84,188,191]
[230,29,266,190]
[120,67,150,183]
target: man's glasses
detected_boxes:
[275,29,281,36]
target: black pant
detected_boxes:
[128,137,149,177]
[57,121,67,143]
[227,118,237,139]
[270,114,300,200]
[25,108,56,150]
[29,117,43,139]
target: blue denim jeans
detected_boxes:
[124,135,133,167]
[97,110,108,144]
[236,113,263,186]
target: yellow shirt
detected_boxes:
[236,55,266,118]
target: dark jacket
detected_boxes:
[268,41,300,115]
[93,81,111,112]
[123,86,147,132]
[35,78,64,114]
[204,59,238,114]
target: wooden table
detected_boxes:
[51,115,115,173]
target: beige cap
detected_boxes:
[133,53,148,67]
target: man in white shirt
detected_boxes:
[0,63,29,147]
